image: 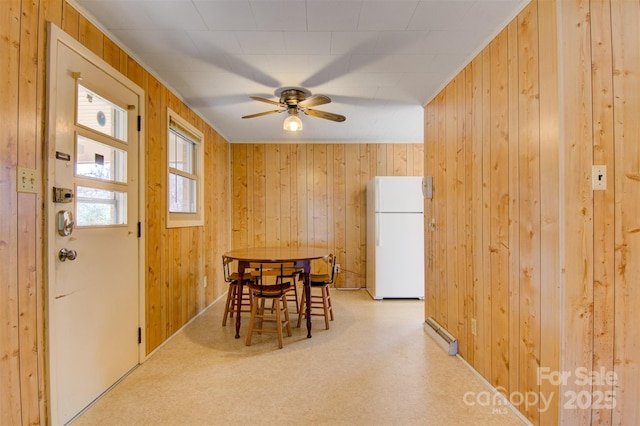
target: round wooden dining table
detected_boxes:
[223,246,330,339]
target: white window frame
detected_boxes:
[167,108,204,228]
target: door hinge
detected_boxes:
[138,327,142,344]
[137,222,141,238]
[137,116,141,132]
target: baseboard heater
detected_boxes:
[424,317,458,356]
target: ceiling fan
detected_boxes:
[242,88,346,131]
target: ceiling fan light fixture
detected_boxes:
[283,112,303,132]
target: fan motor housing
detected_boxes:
[280,89,306,106]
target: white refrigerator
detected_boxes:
[366,176,425,299]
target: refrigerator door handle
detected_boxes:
[376,214,381,246]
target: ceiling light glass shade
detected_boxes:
[283,114,303,132]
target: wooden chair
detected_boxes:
[297,254,336,330]
[262,262,302,313]
[246,263,295,349]
[221,255,254,326]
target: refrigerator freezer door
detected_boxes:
[375,176,424,213]
[371,212,424,299]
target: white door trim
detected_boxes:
[45,22,146,424]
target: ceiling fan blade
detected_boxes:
[242,110,282,119]
[298,94,331,108]
[303,108,346,122]
[250,96,283,107]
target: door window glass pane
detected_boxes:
[76,135,127,183]
[76,186,127,226]
[169,173,196,213]
[77,84,127,142]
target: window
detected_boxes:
[167,109,204,227]
[75,84,130,227]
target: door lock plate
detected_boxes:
[53,187,74,203]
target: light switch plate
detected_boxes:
[592,165,606,191]
[17,167,37,193]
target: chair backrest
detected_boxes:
[327,254,336,284]
[311,254,336,285]
[253,263,297,297]
[222,255,233,283]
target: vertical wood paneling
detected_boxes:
[253,145,266,246]
[232,144,248,249]
[463,65,474,366]
[332,145,346,287]
[424,0,640,424]
[393,144,407,175]
[146,76,164,351]
[295,145,308,246]
[489,29,510,391]
[560,1,594,423]
[1,1,22,424]
[103,36,121,71]
[507,19,521,405]
[455,74,467,358]
[445,81,458,334]
[326,144,334,263]
[537,0,560,422]
[435,93,448,327]
[424,104,436,320]
[517,3,542,420]
[611,1,640,424]
[344,145,361,287]
[469,55,485,375]
[280,145,292,247]
[17,0,41,422]
[265,144,280,246]
[78,14,103,57]
[61,2,78,39]
[590,1,615,424]
[480,47,493,379]
[313,145,328,250]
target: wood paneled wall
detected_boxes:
[425,1,558,423]
[0,1,230,424]
[426,0,640,424]
[559,0,640,424]
[231,143,424,289]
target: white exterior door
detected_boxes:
[46,26,144,425]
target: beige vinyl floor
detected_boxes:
[74,289,525,426]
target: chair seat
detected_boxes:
[309,273,331,285]
[228,271,254,282]
[248,282,291,297]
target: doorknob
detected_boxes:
[58,248,77,262]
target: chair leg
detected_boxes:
[245,293,258,346]
[327,286,334,321]
[282,294,292,337]
[296,286,306,328]
[275,297,284,349]
[257,298,266,332]
[321,286,330,330]
[290,277,300,313]
[222,284,236,326]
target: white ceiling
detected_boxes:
[74,0,529,144]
